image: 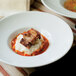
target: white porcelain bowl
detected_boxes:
[0,12,73,68]
[42,0,76,19]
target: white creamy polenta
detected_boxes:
[15,34,43,55]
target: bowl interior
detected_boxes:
[60,0,66,6]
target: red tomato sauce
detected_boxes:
[11,32,49,56]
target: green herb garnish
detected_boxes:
[74,6,76,10]
[42,49,44,51]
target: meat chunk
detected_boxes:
[20,28,41,48]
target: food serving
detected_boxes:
[64,0,76,12]
[11,28,49,56]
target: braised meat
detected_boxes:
[20,28,41,48]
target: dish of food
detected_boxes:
[42,0,76,18]
[64,0,76,12]
[0,12,73,67]
[11,28,49,56]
